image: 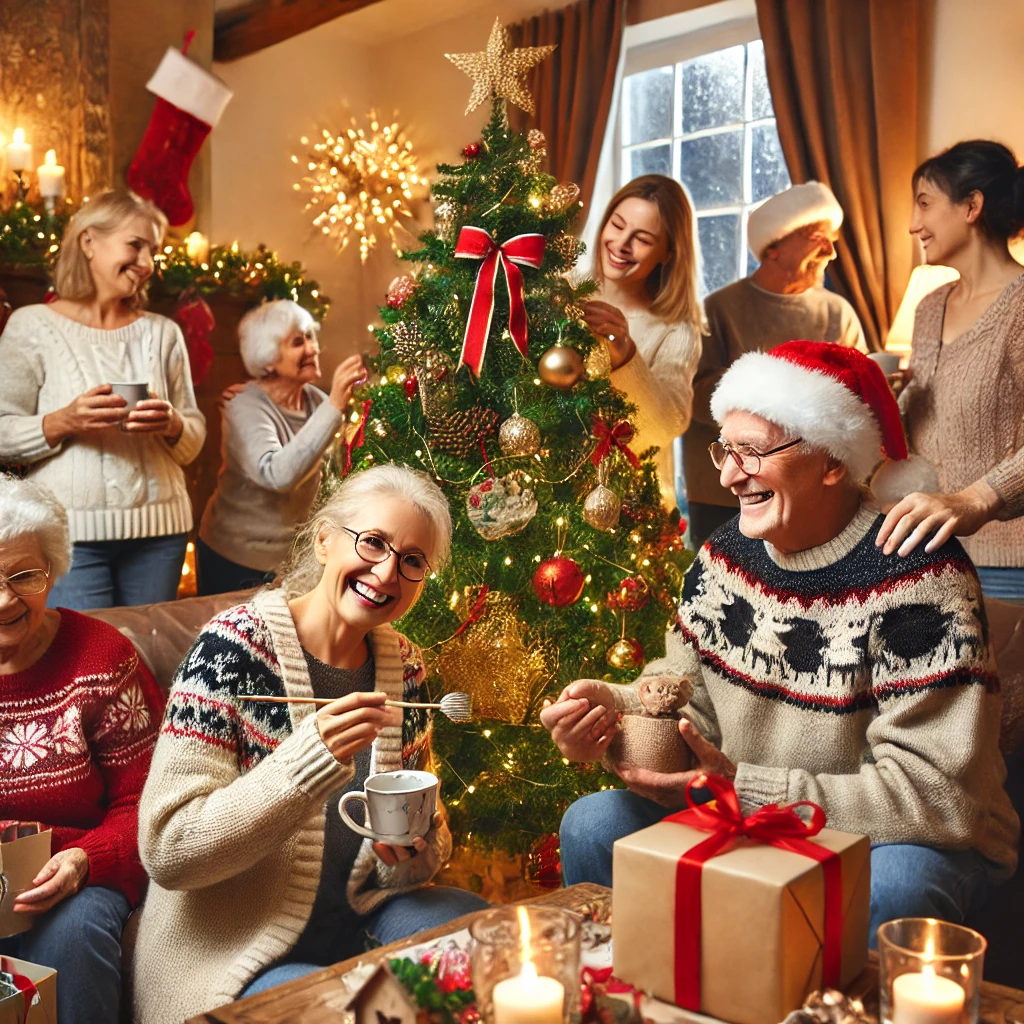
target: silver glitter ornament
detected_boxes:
[583,483,621,531]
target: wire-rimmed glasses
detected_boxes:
[708,437,803,476]
[342,528,431,582]
[0,563,51,597]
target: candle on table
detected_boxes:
[892,938,966,1024]
[6,128,32,172]
[37,150,65,198]
[184,231,210,265]
[491,907,565,1024]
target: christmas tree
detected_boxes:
[333,26,690,860]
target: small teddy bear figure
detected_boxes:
[637,676,692,718]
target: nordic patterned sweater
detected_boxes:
[132,587,449,1024]
[617,503,1019,879]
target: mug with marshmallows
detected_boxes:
[339,770,439,846]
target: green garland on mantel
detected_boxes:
[0,199,330,320]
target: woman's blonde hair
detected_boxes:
[53,189,167,305]
[280,464,452,599]
[593,175,704,334]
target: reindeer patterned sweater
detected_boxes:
[620,503,1020,878]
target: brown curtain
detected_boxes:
[755,0,920,351]
[508,0,624,210]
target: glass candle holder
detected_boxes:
[469,905,581,1024]
[878,918,986,1024]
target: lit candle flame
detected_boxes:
[13,128,25,145]
[922,936,936,982]
[518,905,532,966]
[44,149,56,167]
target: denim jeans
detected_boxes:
[47,532,188,610]
[975,566,1024,604]
[0,885,131,1024]
[559,789,993,947]
[240,886,489,997]
[195,537,274,597]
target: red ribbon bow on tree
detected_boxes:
[664,774,843,1010]
[591,416,639,469]
[454,226,545,377]
[341,399,372,476]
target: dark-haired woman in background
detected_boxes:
[877,140,1024,599]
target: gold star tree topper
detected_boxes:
[446,18,556,116]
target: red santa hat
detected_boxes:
[710,341,937,503]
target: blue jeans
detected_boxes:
[0,885,131,1024]
[975,566,1024,604]
[560,789,993,947]
[47,532,188,609]
[240,886,488,997]
[195,537,274,597]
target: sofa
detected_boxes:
[89,591,1024,991]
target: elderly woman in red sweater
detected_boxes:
[0,474,165,1024]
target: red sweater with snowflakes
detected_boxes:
[0,609,166,906]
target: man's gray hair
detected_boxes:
[238,300,319,378]
[0,475,72,578]
[280,464,452,599]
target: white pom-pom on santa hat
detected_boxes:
[710,340,936,503]
[747,182,843,260]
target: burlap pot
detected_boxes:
[608,715,693,773]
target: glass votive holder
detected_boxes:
[878,918,986,1024]
[469,905,581,1024]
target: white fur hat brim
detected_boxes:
[710,350,882,482]
[146,48,233,127]
[747,181,843,260]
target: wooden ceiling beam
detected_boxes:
[214,0,385,62]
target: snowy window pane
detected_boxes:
[628,144,672,180]
[679,131,743,210]
[749,40,775,121]
[625,66,674,145]
[680,45,744,134]
[750,123,791,203]
[698,214,741,296]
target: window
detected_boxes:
[620,40,790,295]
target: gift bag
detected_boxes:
[0,827,52,939]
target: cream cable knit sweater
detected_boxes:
[133,587,451,1024]
[0,305,205,542]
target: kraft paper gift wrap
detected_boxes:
[612,803,870,1024]
[0,829,51,939]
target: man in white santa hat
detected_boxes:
[544,341,1018,943]
[685,182,867,547]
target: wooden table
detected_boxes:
[187,884,1024,1024]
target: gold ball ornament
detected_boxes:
[385,365,406,384]
[546,182,581,213]
[498,413,541,456]
[583,483,621,531]
[606,637,645,670]
[538,345,585,389]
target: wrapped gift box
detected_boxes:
[612,808,870,1024]
[0,826,52,938]
[0,957,56,1024]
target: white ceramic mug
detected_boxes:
[110,382,150,410]
[338,770,438,846]
[867,351,901,376]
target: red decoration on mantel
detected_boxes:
[173,290,215,386]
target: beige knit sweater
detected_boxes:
[902,274,1024,567]
[133,588,451,1024]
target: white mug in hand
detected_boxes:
[338,770,438,846]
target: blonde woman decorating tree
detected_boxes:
[582,175,704,509]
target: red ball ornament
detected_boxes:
[533,557,585,607]
[403,372,418,400]
[462,142,481,159]
[678,516,688,536]
[607,575,650,612]
[612,419,634,443]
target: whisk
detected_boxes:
[243,691,473,723]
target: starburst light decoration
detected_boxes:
[292,111,426,261]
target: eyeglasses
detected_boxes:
[342,528,431,582]
[708,437,803,476]
[0,563,51,597]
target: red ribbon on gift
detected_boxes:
[454,226,545,377]
[591,416,639,469]
[0,956,39,1018]
[665,775,843,1011]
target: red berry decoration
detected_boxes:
[403,372,418,400]
[533,557,585,607]
[462,142,481,159]
[607,575,650,612]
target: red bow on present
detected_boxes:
[454,226,545,377]
[664,774,843,1011]
[591,416,639,469]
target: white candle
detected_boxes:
[184,231,210,265]
[6,128,32,172]
[37,150,65,198]
[892,965,965,1024]
[492,962,564,1024]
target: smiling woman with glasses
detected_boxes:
[133,464,488,1024]
[0,474,165,1024]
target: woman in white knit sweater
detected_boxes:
[0,189,205,609]
[582,175,705,509]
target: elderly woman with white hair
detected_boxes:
[197,299,367,595]
[0,475,165,1024]
[134,463,486,1024]
[0,188,205,609]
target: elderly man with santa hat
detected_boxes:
[543,342,1018,942]
[685,182,867,548]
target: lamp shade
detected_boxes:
[886,264,960,359]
